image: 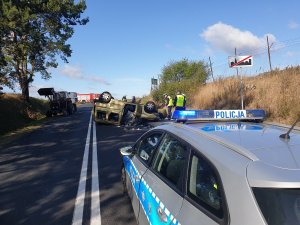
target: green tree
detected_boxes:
[0,0,88,102]
[152,59,209,104]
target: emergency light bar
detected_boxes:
[172,109,266,122]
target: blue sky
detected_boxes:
[6,0,300,98]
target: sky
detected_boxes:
[4,0,300,99]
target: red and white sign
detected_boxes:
[77,93,101,102]
[228,55,253,68]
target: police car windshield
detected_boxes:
[253,188,300,225]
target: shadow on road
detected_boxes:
[0,106,92,225]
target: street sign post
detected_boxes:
[228,55,253,110]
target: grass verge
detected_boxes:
[0,94,49,136]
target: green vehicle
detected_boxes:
[93,91,161,125]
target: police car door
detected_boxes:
[125,131,164,221]
[176,149,229,225]
[138,133,189,225]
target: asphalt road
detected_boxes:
[0,104,147,225]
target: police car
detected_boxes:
[120,109,300,225]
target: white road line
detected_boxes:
[91,121,101,225]
[72,112,92,225]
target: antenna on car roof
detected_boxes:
[279,115,300,140]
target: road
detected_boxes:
[0,104,147,225]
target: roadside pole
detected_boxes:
[228,55,253,110]
[240,68,244,110]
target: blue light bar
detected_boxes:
[172,109,266,122]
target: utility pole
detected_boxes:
[267,35,273,72]
[208,57,215,82]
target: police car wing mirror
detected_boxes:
[120,146,134,156]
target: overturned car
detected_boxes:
[93,91,161,125]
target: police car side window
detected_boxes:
[136,132,163,164]
[188,154,224,219]
[152,134,187,190]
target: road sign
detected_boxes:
[228,55,253,68]
[151,78,158,85]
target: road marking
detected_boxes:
[91,121,101,225]
[72,112,92,225]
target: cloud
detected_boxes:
[61,65,83,79]
[288,21,299,29]
[60,65,110,85]
[87,76,111,85]
[201,22,276,54]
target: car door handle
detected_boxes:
[157,207,168,223]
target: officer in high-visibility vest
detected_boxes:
[163,93,173,120]
[174,91,186,110]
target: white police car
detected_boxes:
[120,109,300,225]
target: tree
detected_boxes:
[0,0,88,102]
[152,59,209,104]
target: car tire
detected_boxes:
[100,91,112,103]
[67,102,73,115]
[144,101,157,114]
[73,104,77,113]
[62,109,68,116]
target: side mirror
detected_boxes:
[120,146,134,156]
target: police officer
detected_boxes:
[174,91,186,110]
[163,93,173,120]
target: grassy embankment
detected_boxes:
[0,94,49,136]
[192,66,300,125]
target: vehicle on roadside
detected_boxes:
[38,88,77,117]
[58,91,78,112]
[120,109,300,225]
[94,91,160,125]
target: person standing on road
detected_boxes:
[174,91,186,110]
[163,93,173,120]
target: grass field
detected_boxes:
[0,94,49,135]
[192,66,300,125]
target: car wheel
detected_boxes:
[62,109,68,116]
[144,101,157,113]
[100,91,112,103]
[121,166,128,195]
[67,102,73,115]
[73,104,77,113]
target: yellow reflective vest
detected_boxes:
[167,96,173,107]
[176,95,185,107]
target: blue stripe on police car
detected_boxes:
[123,156,181,225]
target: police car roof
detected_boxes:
[154,121,300,170]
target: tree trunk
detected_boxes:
[21,81,30,102]
[20,74,30,103]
